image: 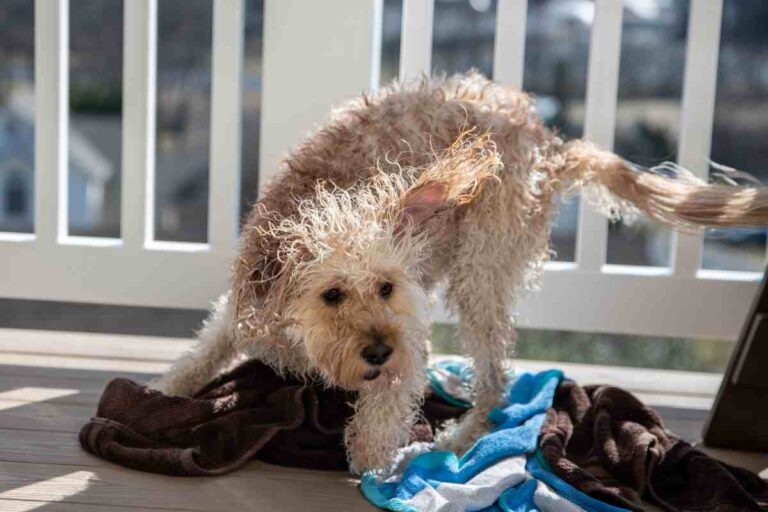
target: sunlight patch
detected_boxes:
[0,387,78,411]
[0,471,95,510]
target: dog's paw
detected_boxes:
[434,409,490,455]
[347,436,393,475]
[346,423,410,475]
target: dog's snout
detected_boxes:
[361,342,393,366]
[370,331,386,345]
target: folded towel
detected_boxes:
[539,381,768,512]
[79,358,465,475]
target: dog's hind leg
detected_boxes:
[150,293,237,396]
[435,169,551,454]
[436,271,517,454]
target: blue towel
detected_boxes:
[361,364,630,512]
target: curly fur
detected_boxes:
[154,71,768,473]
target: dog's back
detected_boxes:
[253,72,547,224]
[233,72,559,310]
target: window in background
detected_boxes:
[5,172,26,216]
[380,0,402,86]
[69,0,123,239]
[239,0,264,225]
[606,0,688,267]
[431,0,496,78]
[155,0,213,243]
[703,0,768,273]
[0,1,34,234]
[523,0,593,261]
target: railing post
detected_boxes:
[208,0,244,251]
[576,0,623,272]
[259,0,383,188]
[34,0,69,245]
[121,0,157,249]
[399,0,434,81]
[493,0,527,90]
[672,0,723,278]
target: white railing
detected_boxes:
[0,0,761,341]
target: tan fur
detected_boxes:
[155,71,768,473]
[561,139,768,228]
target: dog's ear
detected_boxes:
[232,215,307,333]
[397,180,450,231]
[394,132,502,234]
[234,257,297,336]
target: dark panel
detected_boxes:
[703,387,768,450]
[0,299,206,338]
[733,314,768,388]
[704,267,768,451]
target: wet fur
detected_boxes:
[153,72,768,473]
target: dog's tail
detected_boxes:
[559,140,768,230]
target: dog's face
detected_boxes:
[284,243,431,391]
[256,172,454,391]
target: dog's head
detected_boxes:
[236,134,499,391]
[258,173,440,391]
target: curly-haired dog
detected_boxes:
[153,72,768,473]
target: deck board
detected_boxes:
[0,461,370,511]
[0,497,179,512]
[0,401,94,433]
[0,329,761,511]
[0,366,153,395]
[0,329,190,362]
[0,353,168,374]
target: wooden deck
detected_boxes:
[0,328,765,512]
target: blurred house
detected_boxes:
[0,88,114,234]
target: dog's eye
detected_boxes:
[379,282,394,298]
[322,288,344,305]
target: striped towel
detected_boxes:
[361,364,628,512]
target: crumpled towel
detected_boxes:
[539,381,768,512]
[80,358,464,476]
[361,370,626,512]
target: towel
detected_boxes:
[79,358,465,476]
[538,381,768,512]
[80,356,768,512]
[361,369,626,512]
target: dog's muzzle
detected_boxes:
[361,342,392,366]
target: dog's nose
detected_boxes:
[361,342,393,366]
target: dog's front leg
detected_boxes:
[151,293,236,396]
[345,376,424,474]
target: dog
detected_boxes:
[153,72,768,473]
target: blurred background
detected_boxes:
[0,0,765,372]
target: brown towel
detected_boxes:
[80,359,464,476]
[539,381,768,512]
